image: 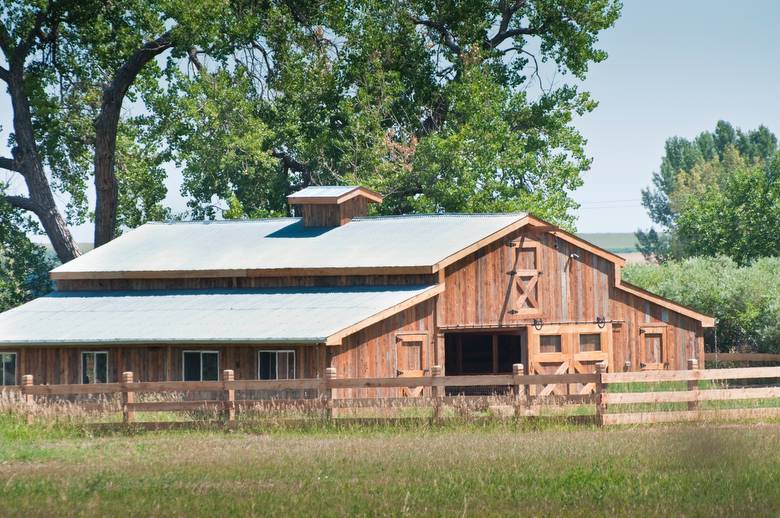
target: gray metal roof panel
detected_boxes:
[287,185,359,198]
[0,286,437,346]
[52,213,526,274]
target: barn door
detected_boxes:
[395,333,427,397]
[640,325,668,370]
[527,323,612,396]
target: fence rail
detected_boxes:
[15,361,780,427]
[705,352,780,364]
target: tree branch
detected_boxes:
[0,66,9,83]
[0,156,20,173]
[3,194,39,213]
[409,17,462,55]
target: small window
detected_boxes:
[540,335,562,354]
[579,334,602,352]
[183,351,219,381]
[82,351,108,384]
[1,353,16,386]
[258,350,296,380]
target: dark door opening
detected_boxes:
[444,333,523,375]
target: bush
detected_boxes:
[623,256,780,352]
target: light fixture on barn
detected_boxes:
[596,316,606,329]
[533,318,544,330]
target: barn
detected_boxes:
[0,186,714,395]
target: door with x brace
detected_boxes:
[507,236,541,317]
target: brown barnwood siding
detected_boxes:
[339,196,369,224]
[3,345,325,385]
[439,229,703,370]
[55,274,438,292]
[330,299,435,398]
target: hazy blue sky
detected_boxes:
[2,0,780,241]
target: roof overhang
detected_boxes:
[287,186,383,205]
[0,285,443,348]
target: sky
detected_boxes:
[3,0,780,242]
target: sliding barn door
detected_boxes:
[527,323,612,396]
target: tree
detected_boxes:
[637,121,779,261]
[0,0,246,262]
[0,195,52,311]
[154,0,622,228]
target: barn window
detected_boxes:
[258,350,296,380]
[0,353,16,386]
[183,351,219,381]
[579,334,602,352]
[82,351,108,384]
[540,335,562,354]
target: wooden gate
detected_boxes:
[395,333,427,397]
[527,323,612,395]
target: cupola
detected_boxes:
[287,186,383,227]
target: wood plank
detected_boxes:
[603,366,780,384]
[705,353,780,362]
[127,401,222,412]
[24,383,123,395]
[604,386,780,405]
[602,407,780,426]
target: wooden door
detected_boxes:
[395,333,427,397]
[640,325,668,370]
[527,323,612,396]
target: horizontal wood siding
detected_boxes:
[330,299,435,398]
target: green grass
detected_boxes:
[1,414,779,516]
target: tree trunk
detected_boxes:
[92,33,173,248]
[7,65,81,263]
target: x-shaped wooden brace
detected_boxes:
[515,272,539,310]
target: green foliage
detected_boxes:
[152,0,621,228]
[0,198,52,312]
[623,256,780,352]
[637,121,780,262]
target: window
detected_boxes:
[183,351,219,381]
[540,335,562,353]
[258,350,295,380]
[0,353,16,386]
[579,334,602,352]
[82,352,108,384]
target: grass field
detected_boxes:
[1,417,779,517]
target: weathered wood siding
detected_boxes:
[439,229,704,370]
[330,299,435,398]
[3,345,324,385]
[55,274,438,292]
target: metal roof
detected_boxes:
[287,186,360,198]
[0,286,438,346]
[51,213,525,275]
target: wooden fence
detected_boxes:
[16,361,780,427]
[705,352,780,366]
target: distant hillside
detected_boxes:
[576,233,638,253]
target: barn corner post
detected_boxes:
[223,369,236,423]
[687,359,699,412]
[430,364,443,422]
[512,363,526,419]
[595,361,608,427]
[121,371,135,424]
[21,374,34,425]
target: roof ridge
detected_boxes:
[145,213,525,225]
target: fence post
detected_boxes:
[121,371,134,424]
[21,374,34,425]
[595,362,608,427]
[431,365,443,421]
[324,367,337,419]
[512,363,526,418]
[223,369,236,423]
[687,359,699,412]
